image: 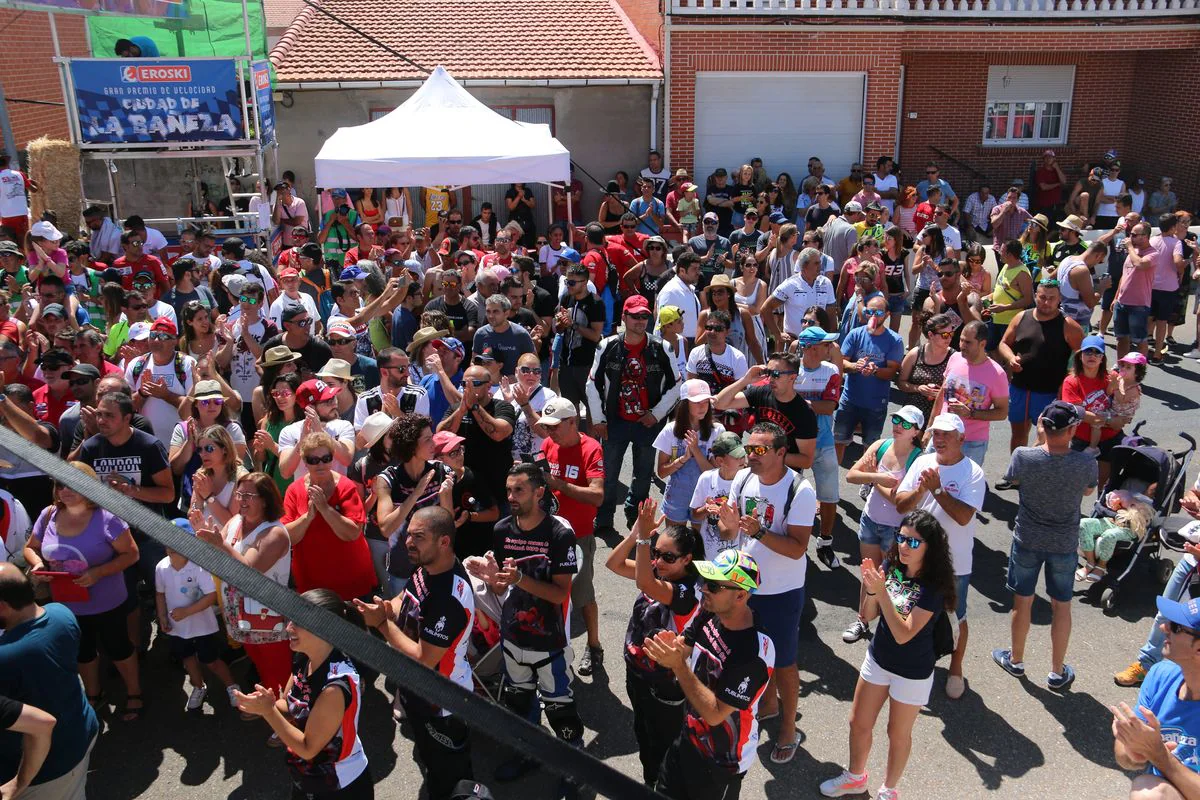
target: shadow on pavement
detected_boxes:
[1018,679,1121,769]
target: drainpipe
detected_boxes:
[663,8,672,166]
[650,82,660,151]
[894,64,905,163]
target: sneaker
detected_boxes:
[819,769,869,797]
[842,618,872,644]
[992,649,1026,677]
[1187,347,1200,359]
[494,755,539,782]
[878,787,900,800]
[817,541,841,570]
[1115,662,1148,687]
[994,479,1018,491]
[577,645,603,677]
[225,686,240,709]
[186,684,207,712]
[1047,665,1076,692]
[945,674,966,699]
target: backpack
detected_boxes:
[131,352,188,389]
[861,438,923,502]
[299,269,336,325]
[933,608,960,660]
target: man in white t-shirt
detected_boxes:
[762,247,838,344]
[686,308,747,390]
[0,154,35,241]
[717,421,815,761]
[639,149,672,201]
[277,379,355,479]
[655,252,702,341]
[268,266,320,328]
[873,156,899,216]
[125,317,195,442]
[895,412,986,700]
[124,215,168,255]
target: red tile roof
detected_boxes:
[269,0,662,83]
[263,0,305,30]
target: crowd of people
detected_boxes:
[0,145,1197,800]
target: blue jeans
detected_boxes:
[962,439,988,468]
[1138,555,1198,668]
[833,397,887,447]
[599,417,658,527]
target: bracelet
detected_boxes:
[635,539,652,547]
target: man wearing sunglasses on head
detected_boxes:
[920,258,981,350]
[644,548,773,798]
[424,268,479,361]
[354,348,429,439]
[125,317,195,443]
[713,422,814,765]
[262,305,333,381]
[112,230,170,295]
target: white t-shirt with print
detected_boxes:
[727,467,817,595]
[278,418,355,478]
[126,353,196,442]
[268,292,319,329]
[897,452,986,576]
[154,557,220,639]
[686,343,748,387]
[690,468,745,561]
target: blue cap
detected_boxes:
[1157,595,1200,631]
[558,247,582,264]
[768,211,788,225]
[170,518,196,535]
[339,266,365,280]
[798,326,839,348]
[1080,335,1106,353]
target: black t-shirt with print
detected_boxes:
[425,296,480,351]
[624,576,700,696]
[454,397,518,502]
[78,428,172,517]
[261,333,333,379]
[493,513,578,651]
[379,459,453,578]
[743,384,818,455]
[681,610,773,774]
[396,560,473,717]
[868,561,944,680]
[562,294,606,367]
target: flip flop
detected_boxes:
[770,741,799,764]
[756,710,780,722]
[120,695,144,722]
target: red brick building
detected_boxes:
[0,9,90,149]
[655,4,1200,208]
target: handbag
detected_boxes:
[933,608,960,660]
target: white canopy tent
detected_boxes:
[313,65,571,191]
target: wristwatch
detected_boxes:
[751,527,766,540]
[635,539,652,547]
[933,487,944,496]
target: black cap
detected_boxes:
[65,363,101,380]
[299,242,323,260]
[280,304,309,323]
[38,348,75,370]
[1040,400,1084,432]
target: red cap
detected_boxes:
[623,294,651,314]
[295,378,342,409]
[150,316,177,335]
[432,430,466,456]
[279,266,299,278]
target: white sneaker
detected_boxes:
[878,787,900,800]
[819,769,869,797]
[186,684,208,711]
[226,686,241,709]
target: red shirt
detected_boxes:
[616,337,650,422]
[1034,166,1063,208]
[581,249,609,295]
[913,202,936,232]
[283,474,376,599]
[605,234,647,278]
[1061,372,1120,443]
[541,434,604,539]
[32,384,75,426]
[112,254,170,294]
[480,252,513,271]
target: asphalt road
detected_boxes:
[85,322,1200,800]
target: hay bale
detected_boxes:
[27,137,82,235]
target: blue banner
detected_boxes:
[251,60,275,146]
[70,59,244,145]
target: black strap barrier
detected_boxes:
[0,426,663,800]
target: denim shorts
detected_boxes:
[1150,289,1180,320]
[810,446,840,504]
[955,573,971,621]
[961,439,988,468]
[1005,540,1076,603]
[1114,302,1150,344]
[986,319,1008,351]
[858,514,899,549]
[1008,384,1056,425]
[833,400,887,446]
[749,587,804,668]
[886,293,907,314]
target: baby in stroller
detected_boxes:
[1077,489,1154,583]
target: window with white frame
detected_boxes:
[983,65,1074,146]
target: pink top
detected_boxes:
[1116,244,1157,308]
[1150,234,1183,292]
[936,351,1008,442]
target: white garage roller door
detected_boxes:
[693,72,866,187]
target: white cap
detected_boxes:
[894,404,926,429]
[844,201,864,213]
[359,412,394,450]
[929,413,965,434]
[128,321,151,341]
[30,220,63,241]
[681,378,713,403]
[538,396,579,426]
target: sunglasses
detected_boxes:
[518,366,542,375]
[1038,279,1061,288]
[1168,621,1200,637]
[891,414,917,430]
[565,279,584,287]
[702,579,739,593]
[652,548,681,564]
[864,309,887,318]
[645,246,664,252]
[68,376,95,387]
[443,446,465,458]
[239,295,260,305]
[937,271,959,278]
[149,332,175,341]
[235,490,260,500]
[926,171,939,175]
[328,337,354,346]
[304,453,334,466]
[289,318,312,328]
[703,221,718,227]
[627,312,651,321]
[536,240,548,247]
[621,224,638,230]
[467,379,490,388]
[932,330,954,340]
[456,260,474,267]
[133,282,154,290]
[442,281,460,288]
[897,534,924,549]
[128,240,145,247]
[271,388,294,397]
[198,397,224,407]
[705,325,727,333]
[199,443,223,454]
[744,444,772,456]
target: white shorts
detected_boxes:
[859,649,933,707]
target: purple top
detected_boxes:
[33,507,128,616]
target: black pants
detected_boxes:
[290,767,374,800]
[656,735,744,800]
[409,711,473,800]
[557,365,591,429]
[627,670,686,786]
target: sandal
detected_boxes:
[1075,566,1090,583]
[120,695,145,722]
[756,709,780,723]
[1086,567,1106,583]
[770,741,799,764]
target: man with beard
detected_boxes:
[277,379,355,479]
[355,507,475,800]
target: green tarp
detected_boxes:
[87,0,268,59]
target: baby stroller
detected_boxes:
[1086,423,1196,612]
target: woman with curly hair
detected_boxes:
[820,509,958,800]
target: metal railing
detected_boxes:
[670,0,1200,16]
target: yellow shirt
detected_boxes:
[991,263,1031,325]
[423,187,451,227]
